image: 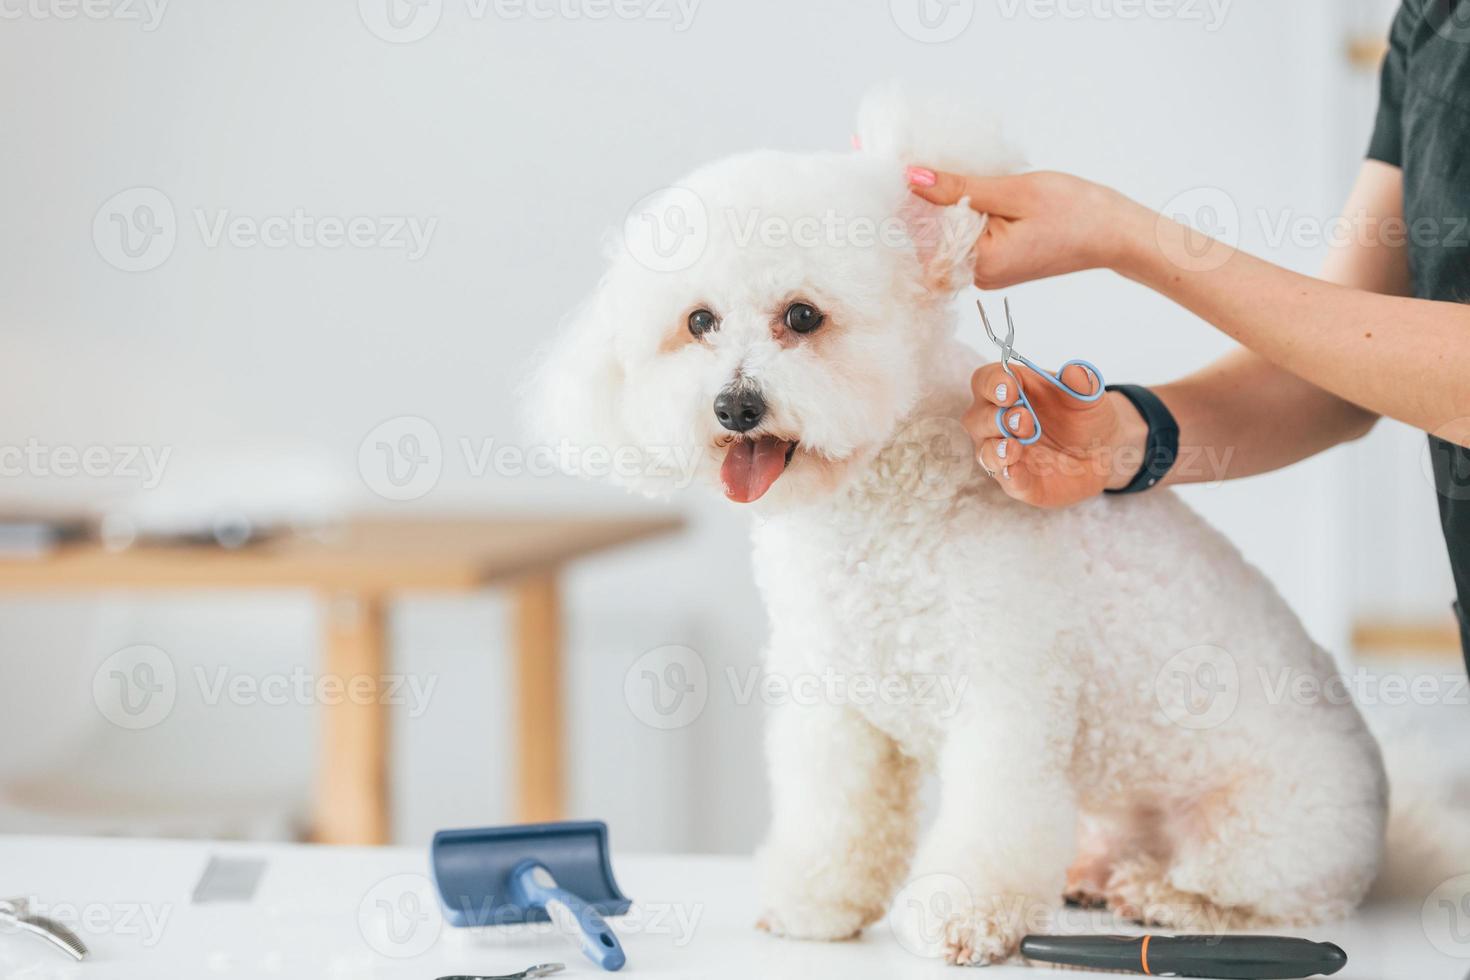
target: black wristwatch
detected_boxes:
[1103,384,1179,495]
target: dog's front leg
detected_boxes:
[893,668,1078,965]
[756,697,920,942]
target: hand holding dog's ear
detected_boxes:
[906,168,1146,290]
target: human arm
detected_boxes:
[912,159,1456,506]
[1139,159,1411,483]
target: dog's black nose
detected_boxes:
[714,387,766,433]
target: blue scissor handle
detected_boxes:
[994,356,1105,446]
[995,396,1042,446]
[510,861,626,971]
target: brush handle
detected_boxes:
[509,862,626,971]
[1020,934,1347,979]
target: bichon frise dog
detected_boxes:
[531,88,1388,964]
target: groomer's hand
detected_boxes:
[964,362,1147,508]
[906,168,1148,288]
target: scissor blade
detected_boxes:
[976,298,1018,373]
[975,299,1000,345]
[1002,297,1026,347]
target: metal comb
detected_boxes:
[436,964,565,980]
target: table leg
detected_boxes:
[512,571,564,822]
[313,592,391,845]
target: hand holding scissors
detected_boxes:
[964,299,1126,508]
[976,298,1104,447]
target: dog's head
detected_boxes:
[530,89,1016,508]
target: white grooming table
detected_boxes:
[0,836,1454,979]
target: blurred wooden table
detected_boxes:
[0,515,683,845]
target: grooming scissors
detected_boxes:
[976,298,1104,446]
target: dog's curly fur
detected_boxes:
[531,88,1389,964]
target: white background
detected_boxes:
[0,0,1451,852]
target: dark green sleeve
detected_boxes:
[1368,2,1420,165]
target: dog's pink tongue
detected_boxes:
[721,437,792,503]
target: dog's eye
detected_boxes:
[784,302,824,334]
[688,308,718,338]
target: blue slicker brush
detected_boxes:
[431,821,632,971]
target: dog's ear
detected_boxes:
[855,81,1022,176]
[855,81,1017,297]
[523,281,631,476]
[898,194,986,296]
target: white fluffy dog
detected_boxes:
[532,90,1388,964]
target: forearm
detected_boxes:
[1116,204,1470,438]
[1104,349,1378,489]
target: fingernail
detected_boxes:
[1009,412,1022,432]
[997,440,1008,459]
[995,382,1008,402]
[1002,466,1012,480]
[851,134,863,150]
[906,166,936,187]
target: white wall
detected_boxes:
[0,0,1450,853]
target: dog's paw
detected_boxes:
[756,844,888,941]
[1064,854,1112,909]
[887,874,1031,966]
[1063,886,1109,910]
[1103,859,1257,932]
[1102,857,1171,924]
[940,905,1026,966]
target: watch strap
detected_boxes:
[1103,384,1179,495]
